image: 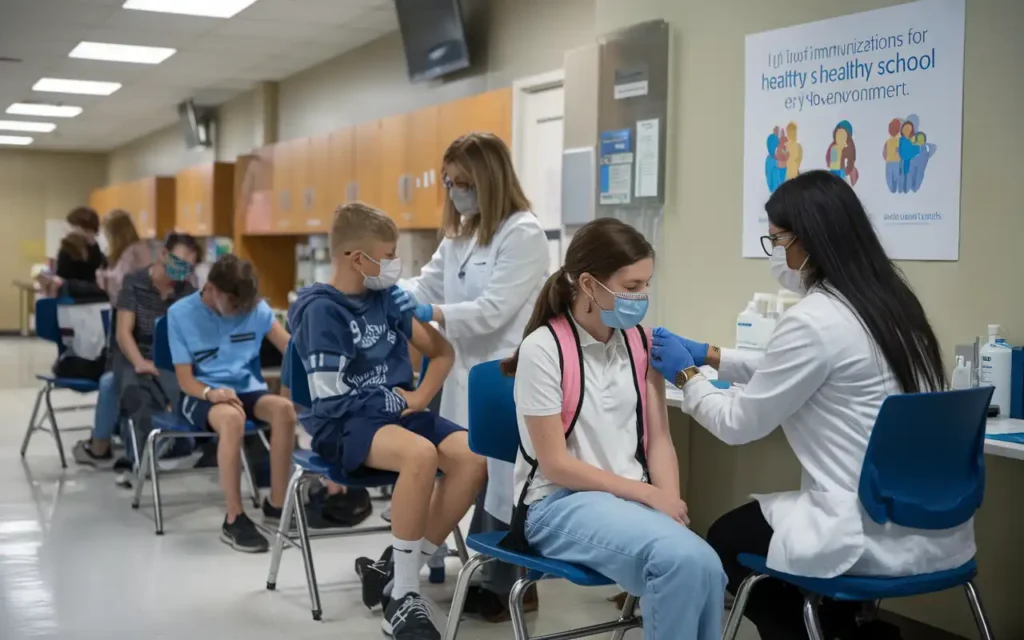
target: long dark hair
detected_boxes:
[502,218,654,375]
[767,170,944,392]
[62,206,100,261]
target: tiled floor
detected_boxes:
[0,338,760,640]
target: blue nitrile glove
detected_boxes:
[651,326,697,380]
[413,303,433,323]
[652,327,709,366]
[390,286,418,313]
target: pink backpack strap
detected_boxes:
[623,326,651,459]
[546,315,584,437]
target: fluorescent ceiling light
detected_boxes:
[122,0,261,19]
[6,103,83,118]
[0,135,33,146]
[33,78,122,96]
[70,41,176,65]
[0,120,56,133]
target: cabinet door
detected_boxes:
[408,106,442,229]
[328,127,356,214]
[379,114,412,227]
[354,121,382,209]
[175,168,193,234]
[194,164,213,236]
[439,87,513,148]
[271,142,294,233]
[135,179,158,239]
[288,138,310,232]
[303,134,331,234]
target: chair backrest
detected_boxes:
[858,386,994,531]
[36,297,111,355]
[153,316,262,383]
[467,359,519,464]
[285,341,312,408]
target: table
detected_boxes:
[665,384,1024,461]
[11,280,36,336]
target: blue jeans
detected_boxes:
[526,489,726,640]
[92,371,118,441]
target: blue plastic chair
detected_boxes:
[723,387,997,640]
[129,316,265,535]
[265,341,469,621]
[442,360,642,640]
[22,297,111,468]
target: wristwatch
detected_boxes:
[673,366,701,389]
[202,386,212,400]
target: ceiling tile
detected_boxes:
[239,0,382,24]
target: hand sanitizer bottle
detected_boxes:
[951,356,971,390]
[980,324,1013,414]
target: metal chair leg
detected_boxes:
[441,554,493,640]
[126,418,141,473]
[509,576,537,640]
[240,447,261,508]
[802,595,825,640]
[964,580,995,640]
[131,433,151,509]
[292,476,322,621]
[452,524,469,564]
[20,386,46,458]
[43,386,68,469]
[267,466,305,590]
[722,573,768,640]
[145,430,165,535]
[609,594,639,640]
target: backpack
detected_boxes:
[499,314,652,552]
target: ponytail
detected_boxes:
[501,268,574,376]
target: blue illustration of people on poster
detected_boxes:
[882,114,938,193]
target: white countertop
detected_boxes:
[664,383,1024,461]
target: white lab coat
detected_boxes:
[680,289,975,579]
[400,211,549,523]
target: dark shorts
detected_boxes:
[312,408,465,475]
[178,390,268,431]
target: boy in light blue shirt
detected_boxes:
[168,254,296,553]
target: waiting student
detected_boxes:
[289,203,486,640]
[503,218,727,640]
[167,255,296,553]
[73,233,200,467]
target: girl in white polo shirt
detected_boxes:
[501,218,726,640]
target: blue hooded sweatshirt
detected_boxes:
[287,283,414,441]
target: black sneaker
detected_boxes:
[382,593,439,639]
[355,545,393,609]
[72,439,115,469]
[220,513,269,553]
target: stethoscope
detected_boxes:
[456,237,478,280]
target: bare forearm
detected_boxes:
[417,351,452,401]
[176,373,208,399]
[116,327,145,367]
[542,456,652,505]
[648,445,681,500]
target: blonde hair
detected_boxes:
[103,209,141,265]
[329,202,399,257]
[441,133,532,247]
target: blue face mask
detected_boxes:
[592,280,649,330]
[165,254,192,282]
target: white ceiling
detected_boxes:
[0,0,399,152]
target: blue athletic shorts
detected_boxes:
[178,390,267,431]
[311,407,464,475]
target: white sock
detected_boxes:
[391,536,422,600]
[419,539,439,571]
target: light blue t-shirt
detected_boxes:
[167,292,274,393]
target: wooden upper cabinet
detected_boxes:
[270,141,293,234]
[354,120,383,210]
[288,137,311,230]
[439,87,513,149]
[301,134,331,234]
[408,106,442,229]
[328,127,356,215]
[176,162,234,237]
[379,114,412,227]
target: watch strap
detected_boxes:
[202,386,212,400]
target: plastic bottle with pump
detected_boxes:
[736,301,761,350]
[979,324,1013,414]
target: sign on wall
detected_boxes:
[742,0,966,260]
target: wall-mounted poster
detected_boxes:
[742,0,966,260]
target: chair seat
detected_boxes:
[467,531,615,587]
[35,374,100,393]
[292,449,400,488]
[737,553,978,601]
[151,413,262,434]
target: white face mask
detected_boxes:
[361,255,402,290]
[769,244,808,294]
[449,186,479,217]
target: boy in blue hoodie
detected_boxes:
[289,203,486,640]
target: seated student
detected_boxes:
[289,203,486,640]
[167,254,296,553]
[502,218,726,640]
[73,233,201,467]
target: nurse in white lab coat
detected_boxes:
[651,170,967,640]
[395,132,549,617]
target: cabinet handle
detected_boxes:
[279,190,290,211]
[305,188,314,211]
[347,182,358,202]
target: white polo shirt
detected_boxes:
[513,315,645,505]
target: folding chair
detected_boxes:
[443,359,642,640]
[723,387,997,640]
[266,342,469,621]
[130,316,265,535]
[22,297,110,469]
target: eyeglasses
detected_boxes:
[442,174,473,190]
[760,233,795,256]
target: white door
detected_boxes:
[517,85,564,275]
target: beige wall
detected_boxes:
[0,150,107,331]
[593,0,1023,637]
